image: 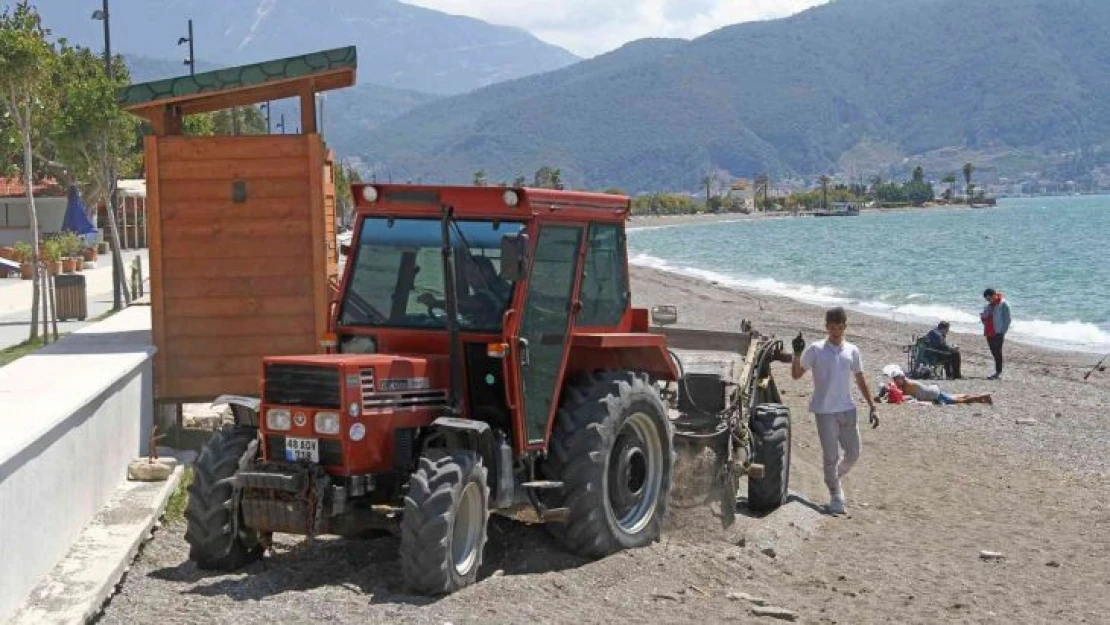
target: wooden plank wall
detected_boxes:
[149,134,335,401]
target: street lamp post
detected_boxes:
[260,101,272,134]
[91,0,127,310]
[178,19,195,75]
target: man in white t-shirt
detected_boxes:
[791,307,878,515]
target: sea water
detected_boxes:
[627,195,1110,353]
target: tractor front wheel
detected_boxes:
[747,403,791,512]
[400,449,490,594]
[184,425,263,570]
[545,371,674,558]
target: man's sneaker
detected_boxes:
[987,373,1001,380]
[829,495,846,515]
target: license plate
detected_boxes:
[284,437,319,463]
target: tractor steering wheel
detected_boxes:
[418,292,447,320]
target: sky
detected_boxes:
[404,0,829,57]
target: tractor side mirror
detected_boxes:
[500,233,528,281]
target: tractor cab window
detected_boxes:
[340,217,525,331]
[578,223,629,326]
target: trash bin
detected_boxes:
[54,273,88,321]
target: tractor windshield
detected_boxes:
[340,217,525,331]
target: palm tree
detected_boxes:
[819,175,831,210]
[962,163,974,203]
[941,174,957,202]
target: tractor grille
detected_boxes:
[265,435,343,466]
[360,367,447,413]
[264,364,341,408]
[362,389,449,413]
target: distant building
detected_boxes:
[0,178,69,248]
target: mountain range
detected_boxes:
[356,0,1110,191]
[26,0,579,95]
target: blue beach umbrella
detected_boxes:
[60,184,98,245]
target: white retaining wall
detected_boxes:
[0,307,154,622]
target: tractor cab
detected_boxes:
[186,184,679,594]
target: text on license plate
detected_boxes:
[285,437,319,462]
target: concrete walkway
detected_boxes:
[0,250,148,351]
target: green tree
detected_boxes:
[941,174,957,201]
[49,43,138,211]
[472,170,487,186]
[0,1,54,341]
[912,166,925,183]
[334,162,361,228]
[904,178,935,206]
[210,106,266,135]
[962,162,974,202]
[533,165,562,189]
[512,175,526,187]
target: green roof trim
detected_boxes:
[119,46,357,108]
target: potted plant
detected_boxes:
[97,241,108,255]
[13,242,33,280]
[82,241,98,263]
[58,232,81,273]
[45,239,65,275]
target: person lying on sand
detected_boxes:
[881,365,993,406]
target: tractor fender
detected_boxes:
[212,395,261,427]
[426,418,507,506]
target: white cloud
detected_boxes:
[402,0,828,57]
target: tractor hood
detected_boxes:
[261,353,451,415]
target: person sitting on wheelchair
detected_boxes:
[925,321,962,379]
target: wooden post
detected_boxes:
[48,272,58,340]
[141,196,148,248]
[299,85,318,135]
[39,264,49,344]
[121,193,129,250]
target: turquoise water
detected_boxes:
[627,195,1110,353]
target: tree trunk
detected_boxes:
[22,123,41,343]
[104,169,131,308]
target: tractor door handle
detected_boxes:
[517,337,531,366]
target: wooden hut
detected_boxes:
[120,47,354,405]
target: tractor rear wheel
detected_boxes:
[400,449,490,594]
[184,425,263,570]
[545,371,674,558]
[747,403,791,512]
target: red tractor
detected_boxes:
[184,185,684,593]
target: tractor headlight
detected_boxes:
[266,408,291,430]
[502,189,519,207]
[361,185,379,203]
[349,423,366,441]
[315,411,341,435]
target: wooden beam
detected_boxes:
[125,70,352,120]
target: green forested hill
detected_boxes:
[359,0,1110,191]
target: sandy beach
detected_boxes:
[629,262,1110,622]
[99,260,1108,624]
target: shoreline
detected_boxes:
[627,211,1110,358]
[630,263,1106,386]
[627,203,987,230]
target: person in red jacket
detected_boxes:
[980,288,1012,380]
